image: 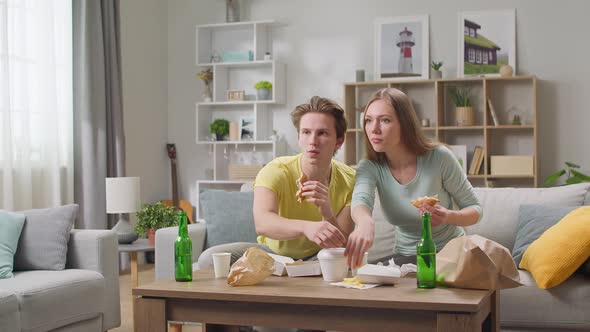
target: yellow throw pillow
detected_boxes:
[519,206,590,289]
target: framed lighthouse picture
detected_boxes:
[374,15,429,81]
[457,9,516,77]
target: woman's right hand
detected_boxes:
[344,222,374,269]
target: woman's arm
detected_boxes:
[346,204,375,268]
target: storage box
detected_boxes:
[228,164,263,180]
[222,50,253,62]
[490,155,534,176]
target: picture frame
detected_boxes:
[374,15,429,81]
[227,89,245,102]
[238,116,255,141]
[449,145,468,174]
[457,9,516,77]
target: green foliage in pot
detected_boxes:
[544,162,590,186]
[431,61,443,71]
[449,87,472,107]
[254,80,272,90]
[209,118,230,136]
[134,202,178,237]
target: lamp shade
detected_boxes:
[105,177,141,213]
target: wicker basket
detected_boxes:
[228,164,263,180]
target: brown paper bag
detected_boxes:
[227,247,275,286]
[436,235,522,290]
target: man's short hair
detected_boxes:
[290,96,347,139]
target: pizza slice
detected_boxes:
[411,194,440,208]
[295,173,308,203]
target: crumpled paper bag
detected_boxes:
[227,247,275,286]
[436,235,522,290]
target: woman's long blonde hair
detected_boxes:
[363,88,438,162]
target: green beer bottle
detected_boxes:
[175,211,192,282]
[417,212,436,288]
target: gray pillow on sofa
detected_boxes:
[13,204,78,271]
[200,190,257,248]
[513,204,578,266]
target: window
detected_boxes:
[483,51,488,64]
[470,28,475,38]
[464,26,469,35]
[1,0,73,209]
[476,49,482,64]
[468,48,475,63]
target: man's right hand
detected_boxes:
[303,221,346,248]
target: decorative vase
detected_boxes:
[430,69,442,79]
[226,0,239,23]
[499,65,514,77]
[203,82,212,102]
[455,106,474,126]
[257,88,271,100]
[148,228,156,246]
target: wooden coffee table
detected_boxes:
[133,270,498,332]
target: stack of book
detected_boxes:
[469,146,485,175]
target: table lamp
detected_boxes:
[106,177,141,244]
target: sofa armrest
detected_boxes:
[67,229,120,330]
[155,223,206,280]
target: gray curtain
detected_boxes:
[73,0,125,229]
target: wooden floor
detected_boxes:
[111,264,200,332]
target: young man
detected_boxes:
[196,96,355,268]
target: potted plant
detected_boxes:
[254,80,272,100]
[431,61,443,79]
[210,118,230,141]
[450,87,474,126]
[134,202,178,245]
[545,162,590,186]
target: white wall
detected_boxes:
[120,0,169,204]
[124,0,590,203]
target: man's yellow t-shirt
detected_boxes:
[253,153,356,259]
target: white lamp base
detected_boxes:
[112,216,138,244]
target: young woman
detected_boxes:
[344,88,482,268]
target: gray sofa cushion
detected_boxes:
[0,289,19,332]
[3,269,104,331]
[0,211,26,278]
[200,190,257,248]
[513,205,578,266]
[14,204,78,271]
[501,270,590,330]
[468,183,590,250]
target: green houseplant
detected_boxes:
[544,162,590,186]
[431,61,443,79]
[134,202,178,245]
[254,80,272,100]
[210,118,230,141]
[450,87,474,126]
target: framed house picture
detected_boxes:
[374,15,429,81]
[449,145,468,174]
[458,9,516,77]
[239,117,255,141]
[227,89,245,102]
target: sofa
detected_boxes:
[0,205,121,332]
[155,183,590,331]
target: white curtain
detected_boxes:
[0,0,73,210]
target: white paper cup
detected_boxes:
[351,252,369,276]
[318,248,349,282]
[212,252,232,278]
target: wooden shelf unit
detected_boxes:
[343,76,538,187]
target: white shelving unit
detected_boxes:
[194,20,285,220]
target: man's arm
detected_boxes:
[253,187,346,248]
[329,206,354,238]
